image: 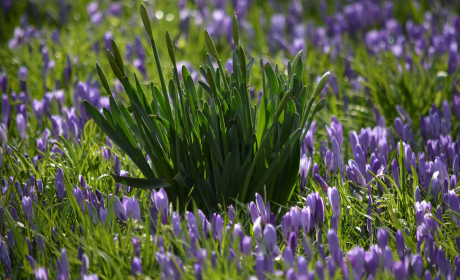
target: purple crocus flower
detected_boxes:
[448,190,460,226]
[99,207,107,224]
[263,224,277,255]
[55,168,65,200]
[228,204,236,223]
[131,257,142,276]
[348,246,364,277]
[153,188,169,225]
[16,113,26,140]
[301,206,312,234]
[290,206,301,236]
[172,212,181,236]
[332,137,344,175]
[299,155,312,193]
[35,267,48,280]
[1,94,10,126]
[241,236,252,256]
[327,187,340,218]
[114,155,120,176]
[415,186,421,202]
[109,2,122,16]
[73,187,85,213]
[281,213,291,241]
[255,193,269,225]
[327,230,343,266]
[123,196,140,220]
[314,173,329,190]
[248,202,259,224]
[377,228,388,249]
[364,246,380,275]
[453,94,460,119]
[392,261,406,280]
[213,214,223,242]
[302,121,316,156]
[57,248,70,280]
[21,196,34,223]
[0,75,7,94]
[453,155,459,177]
[113,196,127,221]
[395,230,405,260]
[314,192,325,225]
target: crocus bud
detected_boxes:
[214,215,224,243]
[315,193,325,224]
[34,267,48,280]
[415,186,421,202]
[410,254,423,278]
[377,228,388,249]
[394,118,403,139]
[332,137,343,175]
[99,207,107,224]
[249,202,259,223]
[299,155,312,191]
[454,94,460,119]
[73,187,85,213]
[81,253,89,276]
[241,236,252,256]
[300,206,312,234]
[290,206,301,235]
[383,246,394,270]
[263,224,277,255]
[153,189,169,225]
[281,213,291,241]
[348,246,364,276]
[255,193,267,224]
[228,204,236,223]
[327,187,340,218]
[171,212,181,236]
[433,207,441,232]
[194,263,202,280]
[131,257,142,276]
[396,230,405,260]
[253,217,262,239]
[55,168,65,200]
[392,261,405,280]
[57,248,70,280]
[0,75,7,94]
[16,113,26,140]
[364,247,379,275]
[453,155,459,177]
[114,154,120,176]
[327,230,343,266]
[21,196,34,223]
[114,196,127,221]
[448,190,460,226]
[1,94,10,126]
[314,173,328,190]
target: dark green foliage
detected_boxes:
[85,5,328,212]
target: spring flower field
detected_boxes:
[2,0,460,279]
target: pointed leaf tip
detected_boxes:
[140,3,153,41]
[312,71,330,99]
[204,29,218,58]
[166,30,176,67]
[232,14,239,47]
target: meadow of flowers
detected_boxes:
[1,0,460,279]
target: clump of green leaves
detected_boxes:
[84,4,328,212]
